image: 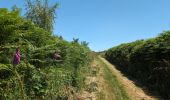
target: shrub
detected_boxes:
[105,31,170,99]
[0,8,91,99]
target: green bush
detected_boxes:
[0,8,91,99]
[105,31,170,99]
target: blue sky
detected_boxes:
[1,0,170,51]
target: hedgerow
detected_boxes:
[105,31,170,99]
[0,8,91,99]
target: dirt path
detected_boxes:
[79,55,159,100]
[78,55,117,100]
[98,56,159,100]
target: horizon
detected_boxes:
[1,0,170,51]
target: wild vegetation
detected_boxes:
[25,0,58,33]
[105,31,170,99]
[1,0,170,100]
[0,8,91,99]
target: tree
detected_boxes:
[72,38,79,43]
[25,0,58,33]
[81,41,89,47]
[11,5,21,13]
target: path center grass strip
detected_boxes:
[97,57,130,100]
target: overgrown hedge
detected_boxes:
[0,8,91,99]
[105,31,170,99]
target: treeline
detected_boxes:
[105,31,170,99]
[0,8,91,99]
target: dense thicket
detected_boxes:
[105,31,170,99]
[0,8,91,99]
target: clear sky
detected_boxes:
[1,0,170,51]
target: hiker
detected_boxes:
[53,51,61,60]
[13,48,21,65]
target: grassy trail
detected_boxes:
[79,55,130,100]
[99,56,158,100]
[97,56,130,100]
[79,55,159,100]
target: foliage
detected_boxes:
[25,0,58,33]
[0,8,91,99]
[105,31,170,99]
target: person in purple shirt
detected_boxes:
[13,48,21,65]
